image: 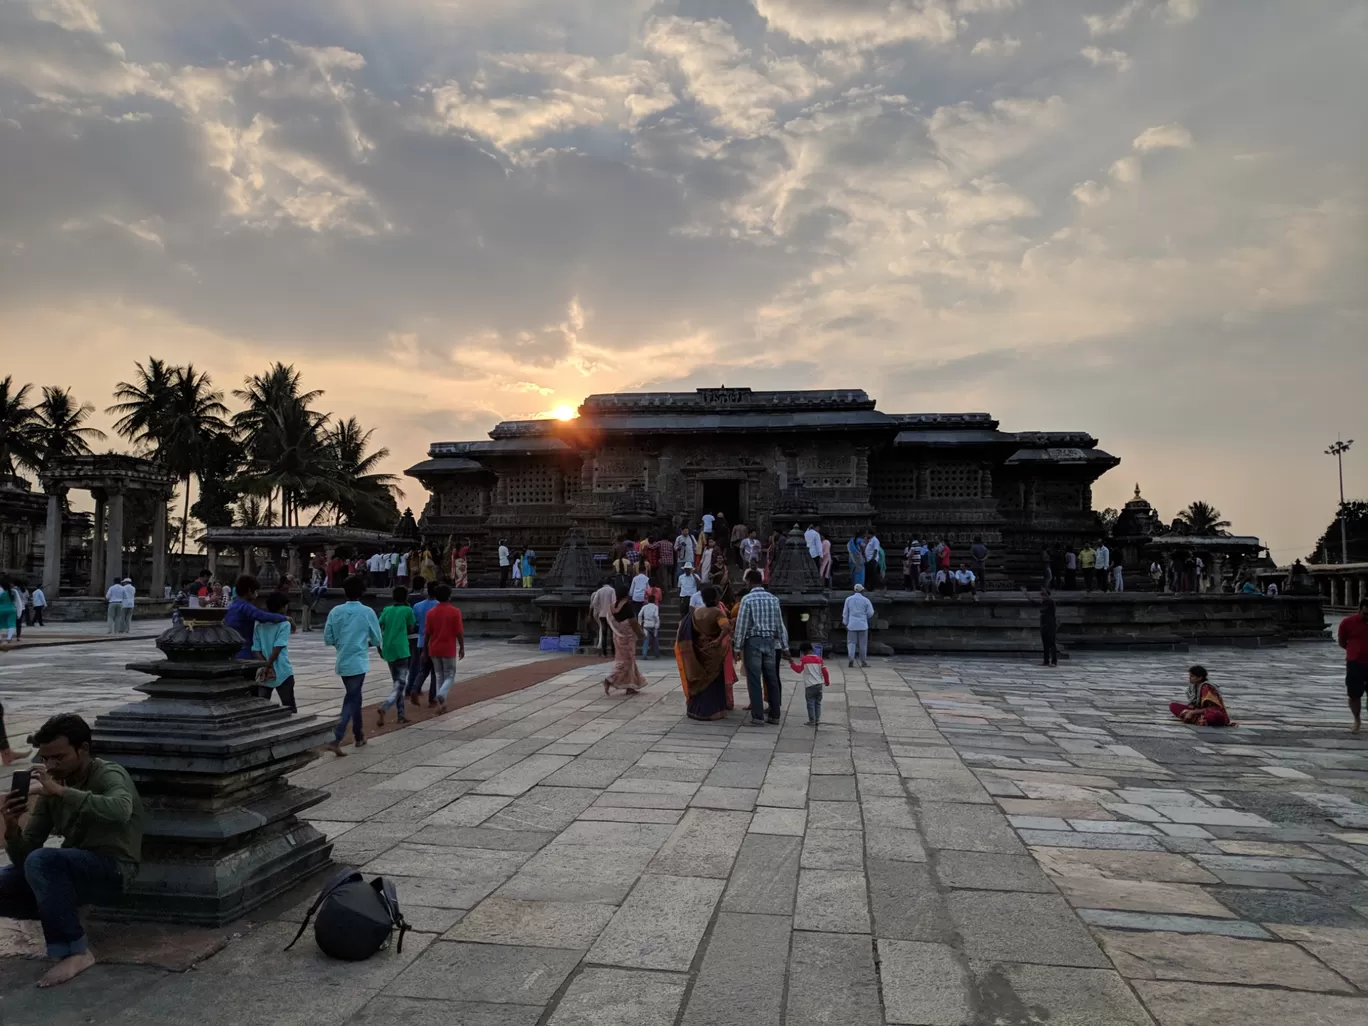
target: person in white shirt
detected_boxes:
[804,524,822,562]
[1113,564,1125,592]
[689,590,705,609]
[10,587,24,639]
[934,567,951,598]
[954,565,977,598]
[119,577,136,633]
[591,581,618,657]
[1094,543,1111,591]
[630,570,650,604]
[1194,556,1206,593]
[498,539,511,588]
[397,550,409,584]
[105,580,123,633]
[863,531,883,590]
[29,586,46,627]
[677,563,698,618]
[699,539,715,581]
[674,529,696,581]
[842,583,875,667]
[701,512,715,538]
[637,597,661,659]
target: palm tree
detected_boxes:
[314,417,402,528]
[161,366,230,581]
[32,386,106,465]
[0,376,41,476]
[232,364,326,525]
[1176,501,1232,536]
[107,358,177,453]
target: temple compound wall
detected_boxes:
[407,388,1120,585]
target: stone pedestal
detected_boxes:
[91,623,333,926]
[769,525,830,648]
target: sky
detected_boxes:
[0,0,1364,561]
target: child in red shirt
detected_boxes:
[424,583,465,712]
[789,641,830,727]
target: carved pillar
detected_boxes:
[287,547,301,581]
[207,543,220,579]
[104,491,125,589]
[551,467,564,505]
[242,545,257,576]
[918,466,931,501]
[150,498,168,598]
[89,496,106,596]
[42,489,64,595]
[980,468,993,499]
[495,473,509,506]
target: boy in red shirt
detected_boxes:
[424,583,465,713]
[789,641,830,728]
[1339,597,1368,733]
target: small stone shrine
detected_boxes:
[769,524,831,647]
[535,526,602,637]
[91,621,333,925]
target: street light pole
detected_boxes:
[1325,438,1354,564]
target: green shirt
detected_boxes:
[6,758,146,885]
[378,603,416,662]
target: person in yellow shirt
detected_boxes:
[1079,545,1097,592]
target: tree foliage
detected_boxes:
[1172,501,1232,536]
[1310,501,1368,564]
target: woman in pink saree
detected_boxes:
[603,586,645,696]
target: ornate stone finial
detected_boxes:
[769,524,825,594]
[543,525,601,591]
[1134,483,1142,500]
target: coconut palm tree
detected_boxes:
[232,363,326,525]
[107,358,177,452]
[0,376,41,476]
[161,366,230,580]
[312,417,402,529]
[32,386,106,465]
[1176,501,1232,536]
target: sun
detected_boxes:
[552,404,577,421]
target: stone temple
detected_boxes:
[407,387,1119,583]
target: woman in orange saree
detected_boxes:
[675,584,733,720]
[1170,665,1232,727]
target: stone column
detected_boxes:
[207,543,220,579]
[104,491,125,589]
[287,547,301,581]
[42,490,64,595]
[242,545,256,576]
[89,496,106,596]
[151,500,168,598]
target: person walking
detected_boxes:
[970,537,989,585]
[1037,588,1058,666]
[789,641,830,727]
[29,584,45,627]
[1064,547,1077,590]
[1339,597,1368,734]
[592,579,617,657]
[405,580,440,705]
[376,586,417,726]
[2,714,145,988]
[637,594,661,659]
[323,576,381,756]
[224,574,291,663]
[104,579,122,634]
[521,546,536,588]
[863,530,885,590]
[1079,544,1096,592]
[804,524,822,569]
[674,527,696,585]
[8,585,23,641]
[118,578,136,633]
[603,584,645,697]
[1112,563,1124,592]
[819,532,833,587]
[425,584,465,714]
[1095,541,1111,592]
[0,581,16,646]
[250,591,298,713]
[654,533,675,591]
[630,566,650,606]
[842,583,875,667]
[846,534,866,588]
[677,564,699,619]
[732,568,788,725]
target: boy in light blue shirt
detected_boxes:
[251,591,297,713]
[323,576,381,756]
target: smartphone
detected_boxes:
[10,770,30,799]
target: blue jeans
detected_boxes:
[742,636,781,722]
[0,848,125,958]
[380,657,410,717]
[641,627,659,659]
[405,650,434,699]
[805,686,823,723]
[335,673,366,742]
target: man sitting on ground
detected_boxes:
[1,714,145,988]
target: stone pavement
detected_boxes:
[4,637,1368,1025]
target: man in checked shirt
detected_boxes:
[732,568,789,725]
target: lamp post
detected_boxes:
[1325,438,1354,564]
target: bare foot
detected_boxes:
[1354,722,1362,735]
[1,748,30,766]
[326,741,347,757]
[38,950,96,988]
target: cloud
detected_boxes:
[1133,122,1193,150]
[972,36,1022,57]
[755,0,960,47]
[1161,0,1199,25]
[1084,0,1145,37]
[1071,180,1111,206]
[1081,46,1133,71]
[1109,155,1141,182]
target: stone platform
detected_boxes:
[4,637,1368,1024]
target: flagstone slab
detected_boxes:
[578,806,686,824]
[948,892,1109,968]
[795,869,871,933]
[1019,829,1164,851]
[497,844,658,903]
[546,968,686,1026]
[749,806,807,835]
[808,774,858,801]
[1031,848,1218,883]
[350,998,542,1026]
[966,963,1154,1026]
[785,931,884,1026]
[587,875,725,971]
[1054,877,1233,917]
[425,794,517,826]
[444,898,616,949]
[1206,887,1368,926]
[864,826,928,863]
[679,912,789,1026]
[1077,909,1269,938]
[860,796,919,830]
[1194,854,1356,876]
[904,776,993,803]
[921,803,1026,854]
[802,828,867,870]
[386,941,581,1004]
[867,859,954,942]
[649,809,752,877]
[541,758,636,789]
[1270,924,1368,988]
[721,834,803,915]
[933,851,1054,893]
[688,786,758,810]
[1132,981,1368,1026]
[1099,930,1353,991]
[996,798,1116,820]
[877,940,972,1026]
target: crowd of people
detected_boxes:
[0,579,47,644]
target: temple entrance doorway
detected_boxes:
[701,478,743,527]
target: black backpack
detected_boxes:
[285,869,410,961]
